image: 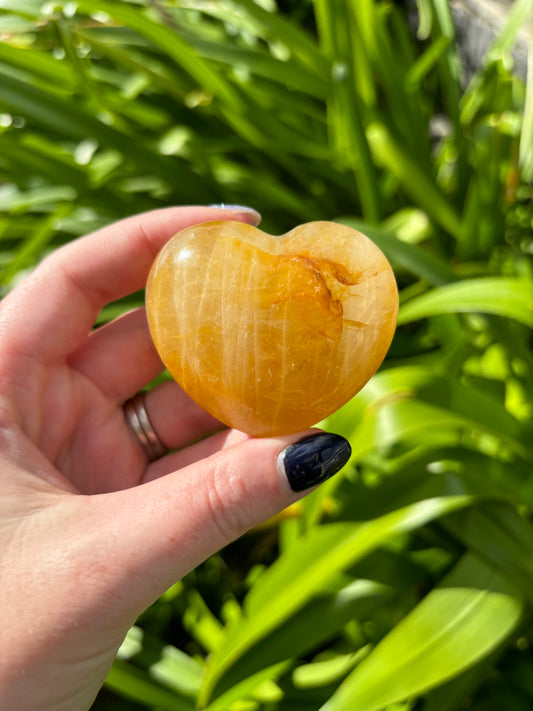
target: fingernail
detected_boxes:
[208,203,261,226]
[278,433,351,493]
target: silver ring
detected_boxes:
[123,392,167,461]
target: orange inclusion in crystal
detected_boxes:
[146,220,399,436]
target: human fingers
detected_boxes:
[68,308,163,400]
[0,205,261,366]
[0,430,348,711]
[143,428,250,483]
[69,311,227,451]
[90,431,351,610]
[142,380,225,451]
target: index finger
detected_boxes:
[0,205,261,363]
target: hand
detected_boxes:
[0,206,350,710]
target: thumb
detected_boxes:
[96,430,351,610]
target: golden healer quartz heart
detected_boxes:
[146,220,398,437]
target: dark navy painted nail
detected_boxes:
[279,433,351,493]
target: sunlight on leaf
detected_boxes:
[321,554,523,711]
[399,278,533,328]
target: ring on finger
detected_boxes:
[123,392,167,461]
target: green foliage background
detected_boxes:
[1,0,533,709]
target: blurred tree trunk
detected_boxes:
[451,0,528,80]
[405,0,529,80]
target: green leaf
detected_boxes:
[313,0,381,222]
[366,122,461,238]
[199,496,474,705]
[413,0,433,39]
[76,0,311,159]
[406,35,451,89]
[0,42,77,89]
[117,626,204,698]
[292,650,367,689]
[186,38,327,99]
[339,366,531,462]
[428,0,463,137]
[105,659,195,711]
[204,660,293,711]
[76,0,240,106]
[398,278,533,328]
[192,0,330,79]
[0,0,44,15]
[446,504,533,605]
[0,66,201,194]
[320,554,523,711]
[0,203,73,285]
[203,575,393,703]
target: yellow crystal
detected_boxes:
[146,220,398,436]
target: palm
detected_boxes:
[5,328,149,496]
[41,363,144,493]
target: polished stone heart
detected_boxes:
[146,220,398,436]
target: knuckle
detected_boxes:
[204,458,253,542]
